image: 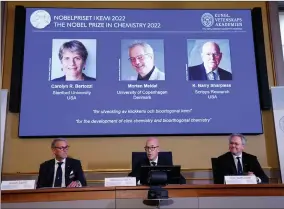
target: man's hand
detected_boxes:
[248,171,261,183]
[67,181,80,187]
[248,171,255,176]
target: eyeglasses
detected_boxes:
[129,53,150,63]
[229,142,242,146]
[204,53,221,57]
[54,146,70,151]
[144,146,159,151]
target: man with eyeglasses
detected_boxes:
[36,138,87,188]
[188,41,232,80]
[128,137,185,184]
[127,41,165,81]
[214,133,268,184]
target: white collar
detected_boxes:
[55,158,66,164]
[205,67,218,75]
[232,153,242,159]
[149,156,158,164]
[203,63,218,74]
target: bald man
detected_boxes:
[128,137,186,184]
[188,41,232,81]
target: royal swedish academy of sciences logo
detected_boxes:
[30,10,51,29]
[201,13,214,28]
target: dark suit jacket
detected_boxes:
[52,73,96,81]
[215,152,269,184]
[188,64,232,80]
[36,157,87,189]
[128,154,186,184]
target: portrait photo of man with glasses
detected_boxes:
[120,40,165,81]
[187,39,233,81]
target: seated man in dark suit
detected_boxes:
[214,133,268,184]
[36,138,87,188]
[188,41,232,81]
[128,137,186,184]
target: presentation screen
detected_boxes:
[19,8,263,137]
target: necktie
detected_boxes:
[54,162,63,187]
[236,157,243,175]
[151,162,156,166]
[212,72,217,80]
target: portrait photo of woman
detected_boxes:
[51,39,97,81]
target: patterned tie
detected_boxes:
[54,162,63,187]
[151,162,156,166]
[212,72,217,80]
[236,157,243,175]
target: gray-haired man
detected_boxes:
[128,41,165,81]
[36,138,87,188]
[214,133,268,184]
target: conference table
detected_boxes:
[2,184,284,208]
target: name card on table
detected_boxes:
[104,177,136,187]
[224,175,257,185]
[1,180,36,190]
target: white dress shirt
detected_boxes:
[52,158,66,187]
[232,153,243,172]
[149,156,158,166]
[205,68,220,80]
[232,153,261,183]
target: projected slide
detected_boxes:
[19,8,263,137]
